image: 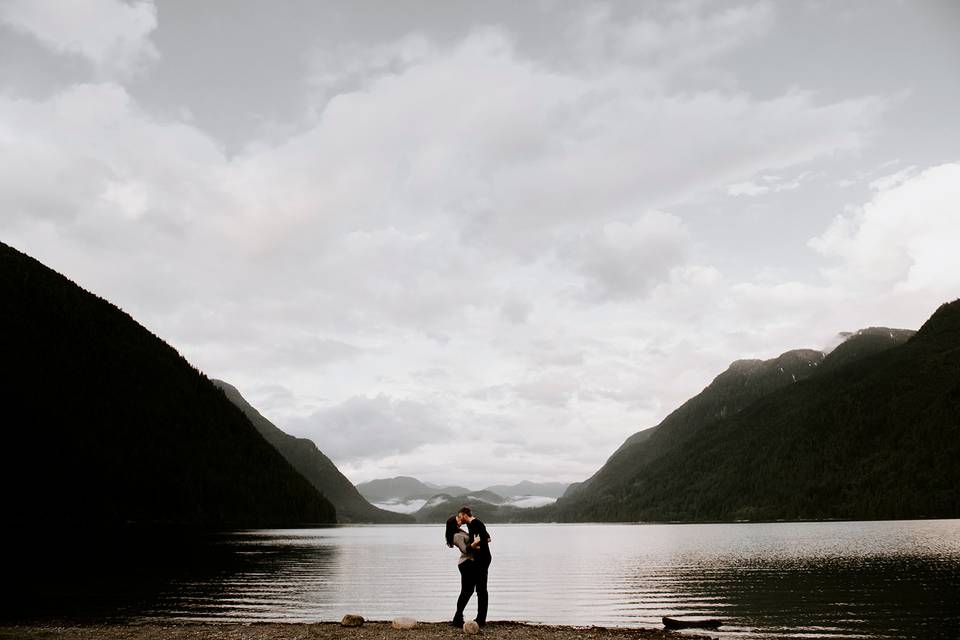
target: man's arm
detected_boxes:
[477,520,492,544]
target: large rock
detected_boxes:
[392,617,418,629]
[463,620,481,634]
[340,614,365,627]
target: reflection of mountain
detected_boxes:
[3,528,341,622]
[213,381,412,524]
[1,241,335,528]
[557,303,959,522]
[646,547,960,639]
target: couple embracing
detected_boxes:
[444,506,492,627]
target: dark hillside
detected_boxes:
[556,303,960,522]
[818,328,915,373]
[561,349,825,504]
[0,241,336,527]
[214,380,412,523]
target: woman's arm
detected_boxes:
[453,534,470,554]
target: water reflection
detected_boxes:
[2,527,339,623]
[146,531,341,621]
[3,521,959,639]
[637,555,960,638]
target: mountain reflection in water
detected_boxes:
[4,521,959,639]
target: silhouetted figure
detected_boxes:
[458,506,491,626]
[445,515,478,626]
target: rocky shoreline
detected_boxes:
[0,621,717,640]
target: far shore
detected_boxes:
[0,621,718,640]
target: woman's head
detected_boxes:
[445,515,462,547]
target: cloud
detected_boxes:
[570,1,775,72]
[567,211,691,300]
[0,83,223,229]
[726,172,813,196]
[810,163,960,294]
[868,165,918,191]
[0,0,158,78]
[284,394,454,463]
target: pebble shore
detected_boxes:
[0,621,716,640]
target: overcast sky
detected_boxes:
[2,0,959,488]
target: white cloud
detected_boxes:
[505,496,557,509]
[0,0,158,78]
[727,181,770,196]
[727,171,814,196]
[0,83,223,230]
[868,165,917,191]
[811,163,960,294]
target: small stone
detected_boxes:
[340,614,365,627]
[391,617,418,630]
[463,620,481,635]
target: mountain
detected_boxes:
[483,481,569,498]
[562,348,828,502]
[357,477,567,502]
[424,481,473,495]
[356,476,470,502]
[556,308,956,522]
[212,381,412,524]
[411,492,552,524]
[0,241,335,527]
[818,327,915,373]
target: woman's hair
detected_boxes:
[445,515,461,548]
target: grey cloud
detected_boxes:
[285,394,453,463]
[0,0,159,78]
[511,376,581,408]
[569,1,775,73]
[566,211,691,300]
[500,299,531,324]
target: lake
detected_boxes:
[5,520,960,639]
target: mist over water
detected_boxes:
[6,521,960,639]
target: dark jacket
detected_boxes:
[467,518,491,563]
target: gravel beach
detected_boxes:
[0,622,716,640]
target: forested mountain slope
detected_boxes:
[1,241,336,527]
[214,380,412,523]
[557,314,951,522]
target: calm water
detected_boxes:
[5,521,960,639]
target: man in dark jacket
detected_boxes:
[457,506,491,626]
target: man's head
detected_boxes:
[457,506,473,524]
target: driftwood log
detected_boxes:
[662,616,722,630]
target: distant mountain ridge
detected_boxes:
[356,476,469,502]
[410,492,553,524]
[556,309,958,522]
[485,481,568,498]
[356,476,569,507]
[0,241,336,527]
[213,381,411,524]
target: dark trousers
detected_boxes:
[475,557,490,624]
[454,561,477,623]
